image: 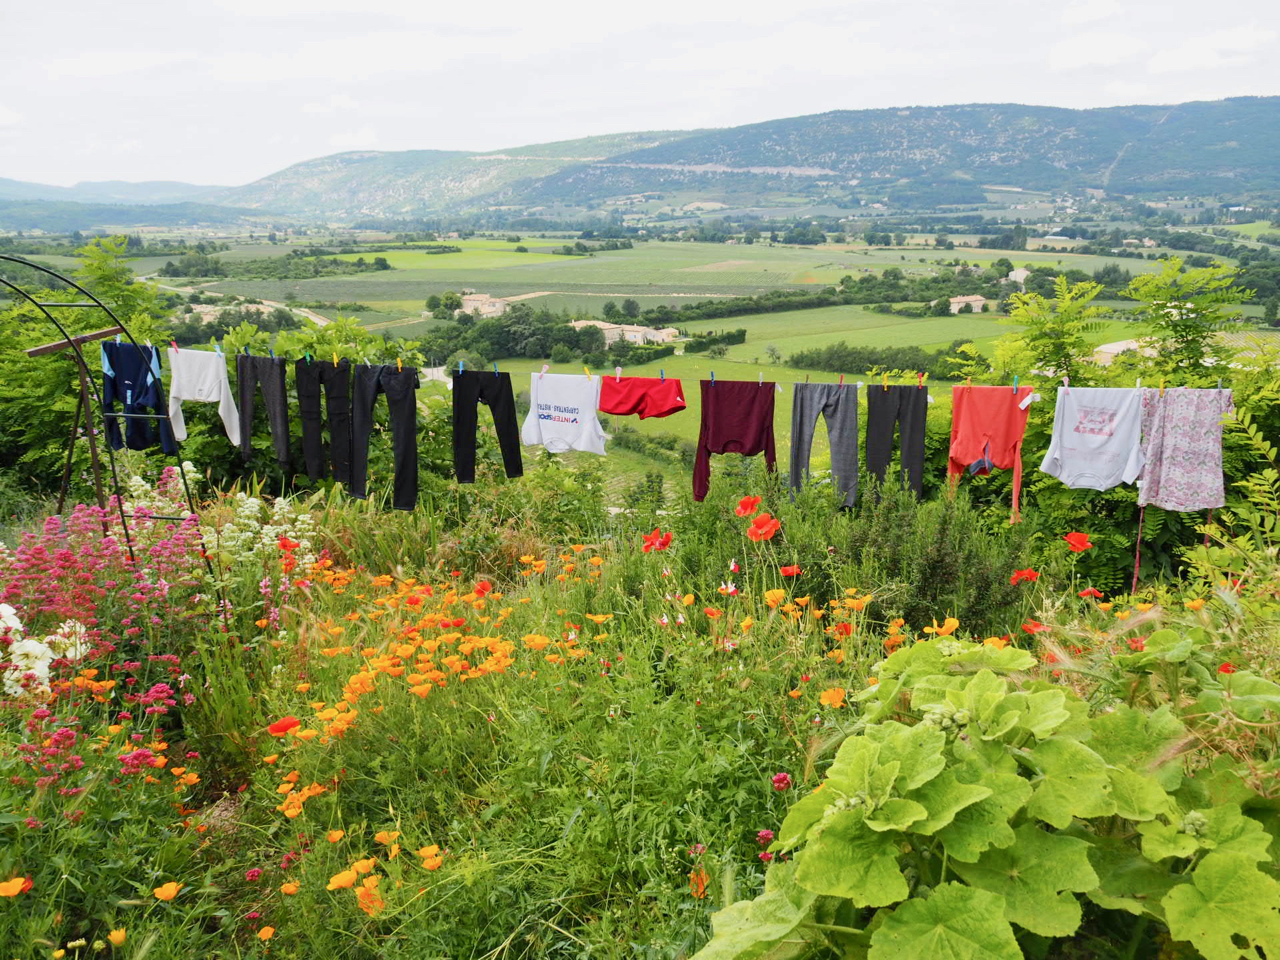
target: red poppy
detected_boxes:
[1078,587,1103,599]
[1218,662,1237,675]
[1128,637,1146,651]
[474,580,492,597]
[1009,568,1039,585]
[642,528,673,553]
[278,536,300,551]
[1063,532,1094,553]
[267,716,301,737]
[1021,620,1050,634]
[735,495,763,518]
[780,565,802,577]
[746,514,781,542]
[832,622,853,638]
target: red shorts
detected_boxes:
[599,376,687,419]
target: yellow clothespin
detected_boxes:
[333,352,339,368]
[583,364,591,380]
[1159,378,1165,397]
[397,357,403,372]
[882,372,889,392]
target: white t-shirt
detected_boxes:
[521,373,607,455]
[167,347,240,444]
[1040,386,1143,491]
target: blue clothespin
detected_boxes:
[305,351,311,363]
[114,334,121,343]
[458,360,464,373]
[214,344,223,356]
[243,345,249,356]
[493,362,499,375]
[710,371,715,385]
[1013,375,1019,393]
[659,368,664,382]
[269,347,275,359]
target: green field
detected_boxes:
[1216,221,1276,239]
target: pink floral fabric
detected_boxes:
[1139,388,1233,512]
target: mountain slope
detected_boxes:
[207,131,701,219]
[0,178,224,205]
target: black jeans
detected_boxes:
[352,364,419,511]
[865,385,929,497]
[452,371,523,483]
[295,358,352,483]
[237,354,291,464]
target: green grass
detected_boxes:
[1215,221,1276,239]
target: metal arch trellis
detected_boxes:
[0,253,204,566]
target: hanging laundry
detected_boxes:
[296,357,352,483]
[237,353,291,465]
[351,364,419,511]
[948,385,1034,521]
[866,385,929,497]
[167,346,240,445]
[790,383,858,507]
[521,373,607,454]
[101,341,176,455]
[693,379,776,502]
[599,375,687,419]
[1040,387,1144,490]
[1138,387,1233,512]
[453,370,523,484]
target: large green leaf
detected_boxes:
[950,824,1098,937]
[1107,767,1171,822]
[1089,704,1187,791]
[1025,738,1116,828]
[775,790,834,853]
[1200,804,1274,862]
[793,811,907,907]
[867,883,1022,960]
[1137,819,1200,861]
[935,771,1031,862]
[1084,835,1181,920]
[864,798,928,833]
[946,644,1037,674]
[824,737,900,807]
[693,862,819,960]
[865,722,946,792]
[1196,672,1280,722]
[1163,852,1280,960]
[1003,689,1072,739]
[905,770,992,836]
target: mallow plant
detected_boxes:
[693,630,1280,960]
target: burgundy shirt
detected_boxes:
[693,379,777,501]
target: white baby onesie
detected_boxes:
[521,373,607,455]
[1039,387,1143,491]
[167,347,241,444]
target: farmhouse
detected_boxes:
[1005,267,1032,290]
[460,293,509,318]
[948,295,987,314]
[570,320,680,344]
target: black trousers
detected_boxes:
[865,385,929,497]
[452,371,523,483]
[352,364,419,511]
[295,358,352,483]
[237,354,291,464]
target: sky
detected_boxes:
[2,0,1277,187]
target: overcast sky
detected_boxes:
[2,0,1277,187]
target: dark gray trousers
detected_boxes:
[237,354,291,464]
[790,383,859,507]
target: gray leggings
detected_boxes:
[790,383,859,507]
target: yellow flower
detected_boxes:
[352,857,376,875]
[262,754,279,765]
[1097,602,1114,612]
[295,682,311,693]
[519,555,535,564]
[794,596,810,607]
[923,617,958,637]
[764,589,786,609]
[819,687,847,709]
[281,882,299,895]
[983,635,1010,650]
[54,952,65,959]
[1135,603,1154,612]
[108,724,123,735]
[374,830,400,845]
[153,882,181,901]
[682,594,694,606]
[326,869,357,890]
[584,613,613,624]
[258,927,275,941]
[588,556,604,566]
[826,649,845,664]
[1114,610,1131,620]
[327,829,345,843]
[108,929,126,946]
[740,616,754,633]
[1184,598,1206,611]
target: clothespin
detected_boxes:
[710,370,715,385]
[966,376,972,389]
[539,363,548,379]
[458,360,464,373]
[243,345,249,356]
[304,351,311,364]
[333,352,339,367]
[214,344,223,356]
[583,364,591,381]
[397,357,403,373]
[758,371,763,386]
[1159,378,1165,397]
[1136,377,1141,389]
[659,368,664,382]
[1012,374,1018,393]
[1062,376,1070,393]
[114,333,121,343]
[170,340,178,352]
[920,372,926,390]
[805,374,810,384]
[1217,377,1222,389]
[615,366,622,382]
[882,373,888,392]
[493,362,499,376]
[268,347,275,359]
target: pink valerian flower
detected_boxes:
[756,830,775,846]
[24,817,42,830]
[772,772,792,791]
[758,851,774,863]
[118,748,157,775]
[245,868,263,882]
[688,843,706,856]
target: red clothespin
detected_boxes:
[1062,376,1070,393]
[170,340,178,351]
[539,363,548,379]
[838,373,844,389]
[917,372,923,389]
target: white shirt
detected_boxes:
[1040,386,1143,491]
[521,373,607,455]
[167,347,240,445]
